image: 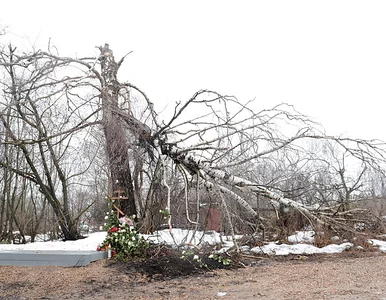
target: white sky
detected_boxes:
[1,1,386,140]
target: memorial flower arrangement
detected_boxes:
[98,210,149,259]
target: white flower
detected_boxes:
[113,232,118,236]
[193,255,199,260]
[132,236,136,241]
[104,216,109,220]
[111,210,114,214]
[182,250,186,255]
[208,254,214,259]
[104,223,107,226]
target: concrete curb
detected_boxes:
[0,250,108,267]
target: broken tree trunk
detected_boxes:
[95,47,382,234]
[160,143,321,217]
[113,104,380,234]
[99,44,137,217]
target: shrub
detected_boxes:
[101,210,149,259]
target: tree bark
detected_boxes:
[99,44,137,217]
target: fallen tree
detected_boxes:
[117,92,386,235]
[1,42,385,240]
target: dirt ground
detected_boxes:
[1,251,386,300]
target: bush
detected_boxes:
[101,210,149,259]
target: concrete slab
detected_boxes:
[0,250,107,267]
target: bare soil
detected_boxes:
[1,251,386,300]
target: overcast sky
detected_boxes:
[1,1,386,140]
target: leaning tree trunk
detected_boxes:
[93,45,379,234]
[99,44,137,217]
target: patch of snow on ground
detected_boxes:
[369,239,386,253]
[1,229,386,256]
[320,243,354,254]
[144,229,222,247]
[288,231,315,243]
[0,232,107,251]
[250,242,353,255]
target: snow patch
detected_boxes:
[0,232,107,251]
[251,242,353,255]
[288,231,315,243]
[369,239,386,253]
[143,229,222,247]
[0,229,385,257]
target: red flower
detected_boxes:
[109,226,119,233]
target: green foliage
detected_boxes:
[208,253,232,266]
[179,249,233,270]
[103,210,119,230]
[180,249,208,269]
[102,210,149,259]
[159,208,171,220]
